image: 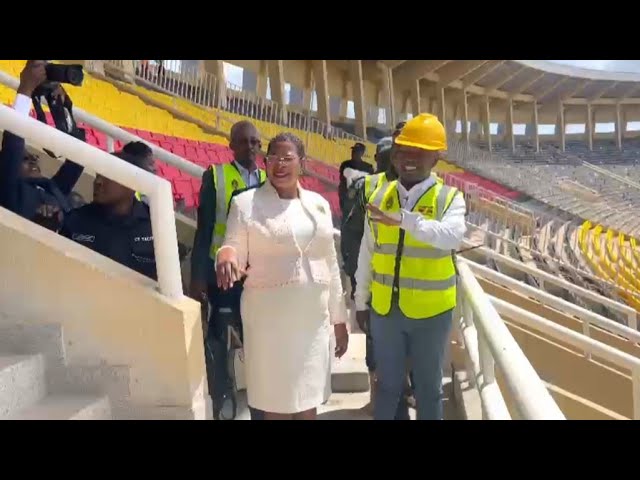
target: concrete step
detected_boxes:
[9,395,112,420]
[0,324,65,368]
[0,354,46,419]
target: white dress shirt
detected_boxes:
[233,160,262,188]
[354,174,467,311]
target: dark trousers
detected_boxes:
[204,295,265,420]
[371,306,453,420]
[365,321,410,420]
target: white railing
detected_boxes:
[462,242,638,329]
[455,261,565,420]
[466,258,640,341]
[0,105,183,299]
[0,70,205,181]
[490,296,640,420]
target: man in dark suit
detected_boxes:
[190,121,266,420]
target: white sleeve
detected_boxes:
[216,198,248,270]
[354,215,375,311]
[13,94,32,117]
[399,192,467,250]
[327,223,348,325]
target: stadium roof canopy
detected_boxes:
[379,60,640,106]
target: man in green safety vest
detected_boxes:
[190,120,266,420]
[354,114,467,420]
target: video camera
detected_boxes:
[30,61,86,149]
[33,61,84,97]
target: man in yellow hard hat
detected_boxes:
[354,113,466,420]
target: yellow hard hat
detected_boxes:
[395,113,447,151]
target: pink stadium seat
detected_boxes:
[172,179,196,208]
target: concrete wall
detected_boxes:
[0,207,208,419]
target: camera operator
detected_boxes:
[0,60,85,231]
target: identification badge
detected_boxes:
[417,205,434,216]
[385,197,394,209]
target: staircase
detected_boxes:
[0,324,112,420]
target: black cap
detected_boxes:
[351,142,366,152]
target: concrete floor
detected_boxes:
[233,375,458,421]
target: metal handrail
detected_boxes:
[466,258,640,338]
[0,104,183,299]
[491,296,640,420]
[456,261,565,420]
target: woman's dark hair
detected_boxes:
[123,141,153,158]
[266,132,306,158]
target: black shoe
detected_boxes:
[215,392,238,421]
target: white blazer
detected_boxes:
[222,180,347,324]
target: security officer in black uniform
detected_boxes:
[60,151,158,280]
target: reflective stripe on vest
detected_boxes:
[364,173,383,201]
[374,243,452,258]
[366,173,390,243]
[372,272,457,290]
[209,164,266,259]
[370,179,459,319]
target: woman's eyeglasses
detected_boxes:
[265,154,299,165]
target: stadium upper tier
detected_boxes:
[382,60,640,123]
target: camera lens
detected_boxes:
[66,67,84,86]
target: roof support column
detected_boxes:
[585,104,594,151]
[380,64,396,128]
[532,102,539,153]
[301,62,314,113]
[349,60,367,138]
[267,60,287,124]
[506,98,515,153]
[615,103,623,151]
[204,60,227,109]
[460,90,469,147]
[312,60,331,127]
[437,85,446,128]
[482,96,492,152]
[557,101,565,152]
[410,79,421,115]
[255,60,268,98]
[339,74,349,120]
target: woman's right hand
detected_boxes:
[216,247,244,290]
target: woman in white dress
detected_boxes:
[216,133,349,420]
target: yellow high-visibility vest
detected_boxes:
[209,163,266,259]
[369,178,459,319]
[365,173,390,243]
